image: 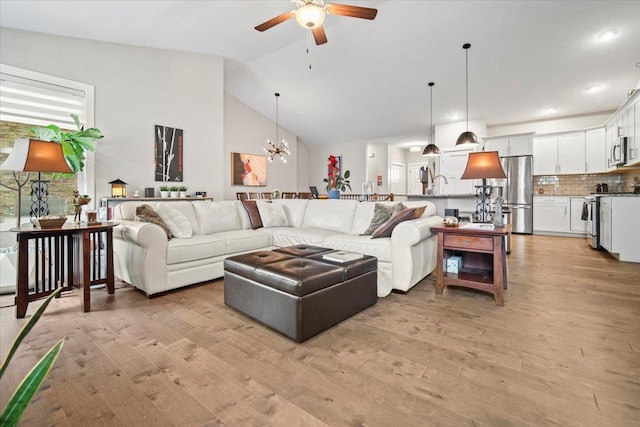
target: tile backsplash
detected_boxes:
[534,170,639,196]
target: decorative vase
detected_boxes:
[160,191,169,198]
[328,190,340,199]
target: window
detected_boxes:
[0,64,95,228]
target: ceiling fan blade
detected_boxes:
[326,3,378,20]
[255,10,295,32]
[312,27,328,45]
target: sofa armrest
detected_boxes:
[114,219,168,250]
[391,215,443,245]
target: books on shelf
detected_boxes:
[322,251,364,263]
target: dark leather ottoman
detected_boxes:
[224,245,377,342]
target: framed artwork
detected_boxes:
[155,125,183,182]
[328,154,342,178]
[231,152,267,186]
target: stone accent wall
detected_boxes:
[534,170,639,196]
[1,121,77,218]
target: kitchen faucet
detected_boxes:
[426,174,448,195]
[433,174,449,185]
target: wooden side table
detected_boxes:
[11,222,118,318]
[432,224,510,305]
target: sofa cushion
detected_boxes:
[167,235,227,264]
[372,207,417,239]
[272,199,308,227]
[241,200,263,229]
[216,229,271,254]
[322,233,392,262]
[268,227,339,248]
[257,200,289,227]
[136,204,172,240]
[194,201,242,234]
[302,200,358,233]
[155,203,193,238]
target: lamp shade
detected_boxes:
[0,139,73,173]
[460,151,506,179]
[295,3,325,28]
[455,131,479,146]
[422,143,441,156]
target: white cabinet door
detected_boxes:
[557,132,586,174]
[632,99,639,164]
[439,147,477,195]
[569,197,587,232]
[533,136,558,174]
[585,128,606,173]
[484,137,509,157]
[600,198,612,251]
[533,197,570,232]
[508,135,533,156]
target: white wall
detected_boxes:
[308,141,367,194]
[487,111,613,137]
[0,28,225,200]
[435,119,487,150]
[366,143,388,193]
[296,141,309,191]
[223,94,299,199]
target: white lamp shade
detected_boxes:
[296,4,325,28]
[0,139,73,173]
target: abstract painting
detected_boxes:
[155,125,183,182]
[231,152,267,186]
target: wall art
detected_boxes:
[155,125,183,182]
[231,152,267,186]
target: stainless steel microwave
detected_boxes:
[611,136,628,167]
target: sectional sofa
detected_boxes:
[112,199,442,298]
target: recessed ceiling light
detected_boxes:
[586,85,603,93]
[449,113,461,120]
[543,108,557,115]
[409,146,422,152]
[597,29,618,42]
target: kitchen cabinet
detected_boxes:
[484,134,533,157]
[533,196,570,233]
[599,196,640,263]
[439,146,477,195]
[533,132,586,175]
[585,128,606,173]
[569,197,587,233]
[631,97,639,164]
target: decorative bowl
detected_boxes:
[34,217,68,229]
[443,216,459,227]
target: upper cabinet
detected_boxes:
[631,96,639,165]
[484,133,533,157]
[585,128,606,173]
[604,89,640,168]
[532,131,591,175]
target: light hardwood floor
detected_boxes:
[1,235,639,426]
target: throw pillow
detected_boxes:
[362,203,405,235]
[411,205,426,219]
[371,207,417,239]
[256,200,289,228]
[136,204,172,240]
[155,204,193,238]
[241,200,263,229]
[194,201,242,234]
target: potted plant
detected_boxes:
[169,185,180,198]
[323,155,351,199]
[159,185,169,198]
[178,185,188,198]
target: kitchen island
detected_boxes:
[407,194,476,218]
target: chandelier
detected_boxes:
[264,92,290,162]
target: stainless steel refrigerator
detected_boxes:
[497,155,533,234]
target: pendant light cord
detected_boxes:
[429,82,434,144]
[463,43,471,131]
[275,92,280,143]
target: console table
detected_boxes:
[11,222,118,318]
[100,196,213,219]
[432,224,510,305]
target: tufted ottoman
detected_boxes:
[223,245,377,342]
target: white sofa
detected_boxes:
[112,199,442,298]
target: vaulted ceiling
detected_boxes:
[1,1,639,146]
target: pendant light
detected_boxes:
[455,43,479,145]
[264,92,290,162]
[422,82,440,156]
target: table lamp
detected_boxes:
[460,151,506,223]
[0,139,73,227]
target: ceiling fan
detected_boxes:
[255,0,378,45]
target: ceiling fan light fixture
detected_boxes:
[296,3,325,29]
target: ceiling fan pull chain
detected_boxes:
[306,30,312,70]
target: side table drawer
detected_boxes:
[443,234,494,251]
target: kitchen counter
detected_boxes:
[406,194,476,218]
[407,194,475,199]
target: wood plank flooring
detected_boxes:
[1,235,639,426]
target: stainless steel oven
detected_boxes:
[584,196,599,249]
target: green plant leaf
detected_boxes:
[0,339,64,426]
[0,288,62,380]
[71,113,81,130]
[72,137,98,151]
[344,170,351,179]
